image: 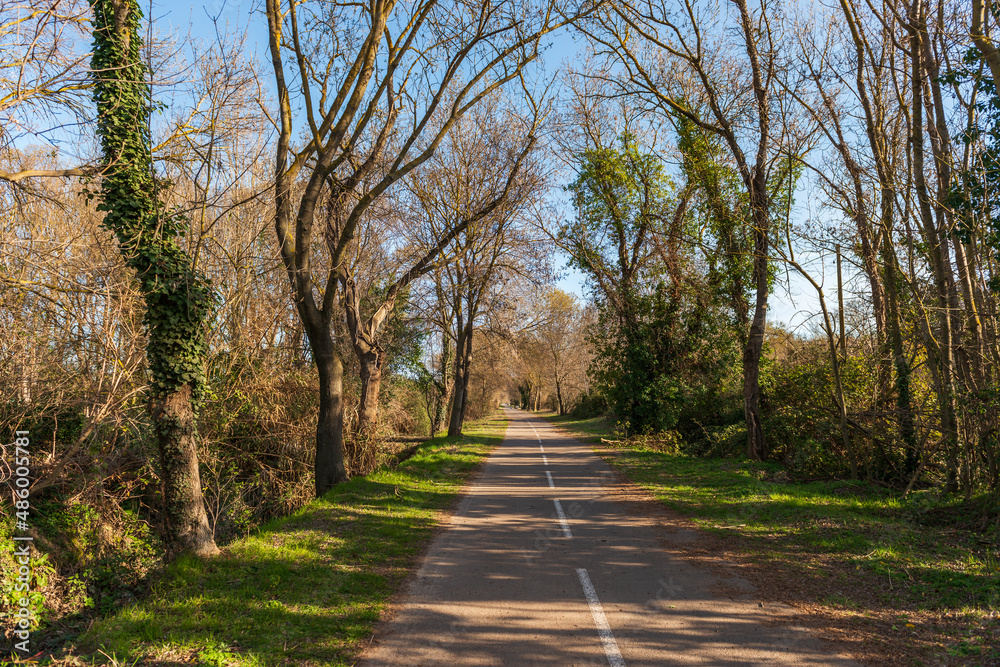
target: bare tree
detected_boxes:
[533,288,591,415]
[340,93,547,446]
[265,0,586,492]
[0,0,92,185]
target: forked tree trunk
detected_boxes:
[150,385,218,556]
[431,329,453,435]
[356,347,383,439]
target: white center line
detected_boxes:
[526,422,541,442]
[552,499,572,538]
[539,443,545,452]
[576,568,626,667]
[545,470,555,488]
[542,454,549,466]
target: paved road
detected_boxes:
[360,408,860,666]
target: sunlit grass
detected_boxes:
[545,412,1000,662]
[36,415,509,667]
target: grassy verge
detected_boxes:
[26,414,508,667]
[543,411,1000,666]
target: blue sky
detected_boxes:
[168,0,834,333]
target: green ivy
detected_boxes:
[89,0,213,409]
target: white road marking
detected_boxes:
[524,420,542,442]
[546,470,555,488]
[539,443,545,452]
[576,568,626,667]
[542,454,549,466]
[553,499,572,538]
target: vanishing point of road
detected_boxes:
[360,408,861,666]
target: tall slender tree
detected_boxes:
[90,0,218,556]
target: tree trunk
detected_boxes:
[431,388,448,435]
[432,329,453,435]
[744,195,769,460]
[150,385,219,557]
[556,378,565,416]
[972,0,1000,92]
[91,0,219,557]
[356,347,383,439]
[457,321,474,427]
[448,379,466,436]
[449,336,474,434]
[743,319,766,460]
[313,340,349,496]
[884,253,918,475]
[448,320,467,437]
[821,295,859,479]
[840,0,919,480]
[909,7,961,492]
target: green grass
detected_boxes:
[39,415,508,667]
[544,412,1000,665]
[543,414,611,442]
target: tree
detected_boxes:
[563,134,693,432]
[406,109,549,435]
[532,289,590,414]
[0,0,92,186]
[89,0,217,556]
[340,95,545,443]
[788,1,918,476]
[581,0,793,458]
[264,0,583,492]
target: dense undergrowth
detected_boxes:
[0,350,438,643]
[1,413,507,665]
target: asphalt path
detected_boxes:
[360,408,861,666]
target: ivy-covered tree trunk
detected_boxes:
[90,0,218,556]
[743,187,769,461]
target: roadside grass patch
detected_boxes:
[27,415,507,667]
[540,412,610,442]
[544,412,1000,666]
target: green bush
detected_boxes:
[27,499,162,617]
[0,518,57,633]
[570,391,607,418]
